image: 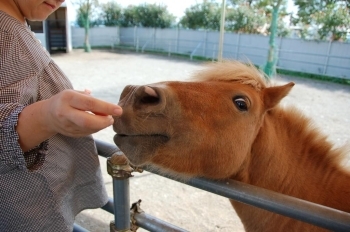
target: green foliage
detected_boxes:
[100,1,122,26]
[225,5,266,33]
[74,0,99,28]
[226,0,289,36]
[179,1,221,30]
[120,6,138,27]
[293,0,350,41]
[119,4,175,28]
[314,3,350,41]
[72,0,350,42]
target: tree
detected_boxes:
[263,0,284,77]
[225,4,266,33]
[227,0,289,35]
[76,8,100,28]
[293,0,350,41]
[74,0,99,52]
[100,1,122,26]
[120,5,138,27]
[314,3,350,41]
[179,1,221,30]
[120,4,175,28]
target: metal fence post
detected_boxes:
[176,26,179,53]
[168,42,171,57]
[236,33,240,59]
[203,30,208,57]
[323,40,332,75]
[107,153,134,232]
[133,26,137,47]
[153,28,156,50]
[136,38,139,53]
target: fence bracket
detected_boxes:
[130,199,144,231]
[107,153,135,179]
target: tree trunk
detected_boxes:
[263,0,282,78]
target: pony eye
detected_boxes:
[233,97,248,111]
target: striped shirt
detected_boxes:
[0,11,108,231]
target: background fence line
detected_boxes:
[71,26,350,79]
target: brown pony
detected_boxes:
[113,61,350,232]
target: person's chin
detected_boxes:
[29,13,50,21]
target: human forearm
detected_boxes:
[16,100,55,152]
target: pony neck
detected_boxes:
[237,106,350,212]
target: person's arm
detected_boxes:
[16,89,122,152]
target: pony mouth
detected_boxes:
[114,133,170,146]
[113,133,169,164]
[115,133,169,140]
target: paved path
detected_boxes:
[52,49,350,232]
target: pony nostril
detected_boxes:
[140,86,159,104]
[144,86,158,97]
[140,95,159,104]
[134,86,161,109]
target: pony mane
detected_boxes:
[191,60,269,91]
[278,105,350,171]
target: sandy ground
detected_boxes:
[52,49,350,232]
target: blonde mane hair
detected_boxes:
[191,61,269,91]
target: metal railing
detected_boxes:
[74,139,350,232]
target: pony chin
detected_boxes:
[146,164,196,182]
[113,133,168,166]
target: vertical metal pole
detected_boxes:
[153,28,156,50]
[236,33,240,59]
[112,179,130,230]
[323,40,332,75]
[217,0,226,62]
[133,26,137,47]
[168,42,171,57]
[212,44,217,61]
[136,38,139,53]
[176,26,179,53]
[204,30,208,57]
[107,154,134,232]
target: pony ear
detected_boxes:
[262,82,295,110]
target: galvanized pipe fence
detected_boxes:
[73,139,350,232]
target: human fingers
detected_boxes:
[69,90,123,117]
[42,94,114,137]
[76,89,92,95]
[63,109,114,136]
[75,89,110,116]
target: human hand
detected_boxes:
[41,89,122,137]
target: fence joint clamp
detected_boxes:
[130,199,144,231]
[107,153,134,179]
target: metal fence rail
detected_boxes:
[72,139,350,232]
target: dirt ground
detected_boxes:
[52,49,350,232]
